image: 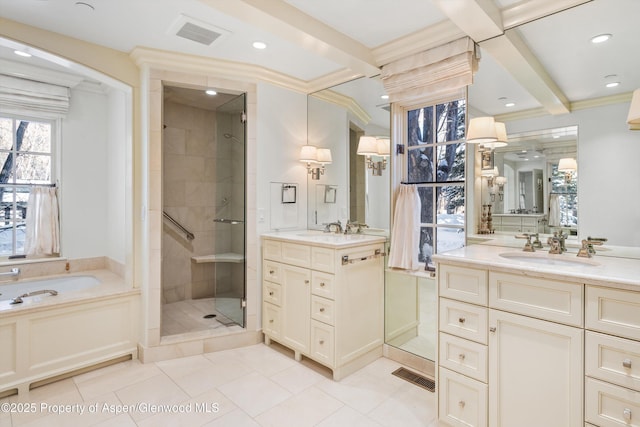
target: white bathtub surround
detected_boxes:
[25,186,60,256]
[0,256,126,283]
[0,269,140,395]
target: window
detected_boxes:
[0,115,54,256]
[550,163,578,228]
[405,99,466,266]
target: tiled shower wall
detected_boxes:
[162,100,223,303]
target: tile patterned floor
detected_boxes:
[0,343,441,427]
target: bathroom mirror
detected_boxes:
[467,2,640,254]
[307,76,390,231]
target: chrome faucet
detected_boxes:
[547,231,567,254]
[10,289,58,304]
[577,236,607,258]
[324,220,342,234]
[344,220,368,234]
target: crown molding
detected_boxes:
[130,46,310,94]
[310,89,371,125]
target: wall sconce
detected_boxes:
[482,122,508,149]
[357,136,389,176]
[628,89,640,130]
[495,176,507,201]
[481,166,499,186]
[467,117,498,144]
[558,157,577,183]
[299,145,332,180]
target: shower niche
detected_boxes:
[161,85,246,336]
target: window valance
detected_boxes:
[0,74,70,118]
[380,37,479,104]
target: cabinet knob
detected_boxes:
[269,291,274,296]
[458,317,466,324]
[459,353,466,361]
[269,270,275,274]
[305,280,310,284]
[490,326,497,333]
[319,340,324,345]
[458,400,465,409]
[623,408,632,420]
[319,307,325,312]
[623,358,632,369]
[269,319,274,323]
[320,282,326,287]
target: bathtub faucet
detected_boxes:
[0,267,20,278]
[10,289,58,304]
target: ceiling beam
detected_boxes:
[431,0,503,42]
[200,0,380,78]
[481,29,570,115]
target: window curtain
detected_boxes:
[388,184,421,270]
[25,187,60,255]
[0,74,70,117]
[380,37,479,105]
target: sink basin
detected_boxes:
[499,251,600,267]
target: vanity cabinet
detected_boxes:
[584,286,640,427]
[262,235,385,380]
[492,214,545,234]
[437,264,583,427]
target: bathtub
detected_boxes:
[0,275,100,303]
[0,270,140,395]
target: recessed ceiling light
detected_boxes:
[14,50,31,58]
[252,41,267,49]
[505,102,515,107]
[591,34,612,44]
[605,82,620,88]
[205,89,217,96]
[381,95,389,100]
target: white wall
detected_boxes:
[505,102,640,246]
[256,82,308,235]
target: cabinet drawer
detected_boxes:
[439,332,488,382]
[585,377,640,427]
[263,239,281,261]
[439,264,488,305]
[586,286,640,341]
[439,367,487,427]
[311,295,335,326]
[263,261,282,284]
[586,331,640,391]
[311,271,335,300]
[489,272,583,327]
[311,320,334,366]
[522,217,538,226]
[439,298,488,345]
[502,216,521,226]
[311,246,335,273]
[263,302,281,339]
[263,282,282,306]
[281,242,311,268]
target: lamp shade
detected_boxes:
[467,117,498,143]
[482,122,508,149]
[299,145,317,162]
[376,138,391,156]
[558,157,577,172]
[357,136,378,155]
[628,89,640,130]
[317,148,332,164]
[495,176,507,185]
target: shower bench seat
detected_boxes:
[191,253,245,263]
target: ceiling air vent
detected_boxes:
[168,14,231,46]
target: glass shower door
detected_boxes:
[213,93,246,327]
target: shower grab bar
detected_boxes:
[213,218,244,224]
[163,211,195,240]
[341,249,382,266]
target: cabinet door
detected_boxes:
[281,264,311,354]
[489,310,583,427]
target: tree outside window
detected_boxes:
[0,116,53,256]
[405,99,466,267]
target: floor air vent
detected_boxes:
[392,367,435,392]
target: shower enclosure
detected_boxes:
[161,85,246,336]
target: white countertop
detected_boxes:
[262,230,386,249]
[434,244,640,291]
[492,213,546,217]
